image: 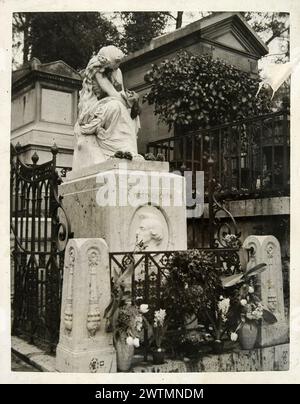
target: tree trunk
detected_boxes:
[176,12,183,29]
[23,27,30,65]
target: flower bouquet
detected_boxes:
[104,246,148,371]
[111,303,145,371]
[221,263,277,350]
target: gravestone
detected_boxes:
[243,235,289,347]
[56,238,116,373]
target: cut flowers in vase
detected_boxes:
[104,244,149,348]
[221,263,278,342]
[143,308,168,352]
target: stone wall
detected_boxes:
[132,344,289,372]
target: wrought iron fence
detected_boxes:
[109,248,242,360]
[10,143,72,352]
[147,110,290,199]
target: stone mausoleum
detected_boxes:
[11,57,81,171]
[121,12,269,153]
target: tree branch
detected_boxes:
[265,27,289,45]
[165,12,177,21]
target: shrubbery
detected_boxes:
[144,51,271,131]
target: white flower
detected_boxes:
[230,332,238,342]
[126,336,134,346]
[218,298,230,322]
[133,337,140,348]
[136,315,143,323]
[240,299,247,306]
[154,309,166,327]
[219,295,224,300]
[140,304,149,313]
[248,286,254,294]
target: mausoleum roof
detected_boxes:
[12,58,82,92]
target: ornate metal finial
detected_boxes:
[31,151,39,165]
[207,156,214,165]
[30,57,41,70]
[51,143,59,155]
[15,142,22,153]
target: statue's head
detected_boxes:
[97,45,125,70]
[136,214,164,249]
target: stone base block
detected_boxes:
[258,322,289,347]
[131,359,187,373]
[56,344,116,373]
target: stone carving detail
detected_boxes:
[130,206,169,251]
[136,213,164,249]
[267,294,277,312]
[265,242,278,313]
[64,247,75,333]
[89,358,99,373]
[266,243,274,258]
[247,242,257,267]
[86,247,101,336]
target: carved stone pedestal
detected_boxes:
[56,238,116,373]
[243,235,289,347]
[60,160,187,252]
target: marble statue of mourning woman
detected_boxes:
[72,45,143,170]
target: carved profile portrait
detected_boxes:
[136,213,164,249]
[129,206,169,251]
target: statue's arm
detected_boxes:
[95,72,123,100]
[115,68,125,92]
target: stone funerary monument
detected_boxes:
[55,46,187,372]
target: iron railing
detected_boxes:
[147,110,290,199]
[10,143,72,352]
[109,248,241,360]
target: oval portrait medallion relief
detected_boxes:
[129,206,169,251]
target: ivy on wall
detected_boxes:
[144,51,271,131]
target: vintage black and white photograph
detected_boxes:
[2,1,300,382]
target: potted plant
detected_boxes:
[222,263,277,350]
[162,250,221,332]
[149,309,168,364]
[111,303,145,371]
[162,250,233,354]
[104,248,148,371]
[209,295,231,353]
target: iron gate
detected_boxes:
[10,143,72,351]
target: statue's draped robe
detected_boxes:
[72,58,140,171]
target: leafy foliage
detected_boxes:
[144,51,272,131]
[13,12,121,70]
[120,12,170,53]
[241,12,289,62]
[162,250,222,333]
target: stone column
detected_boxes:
[243,235,289,347]
[56,238,116,373]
